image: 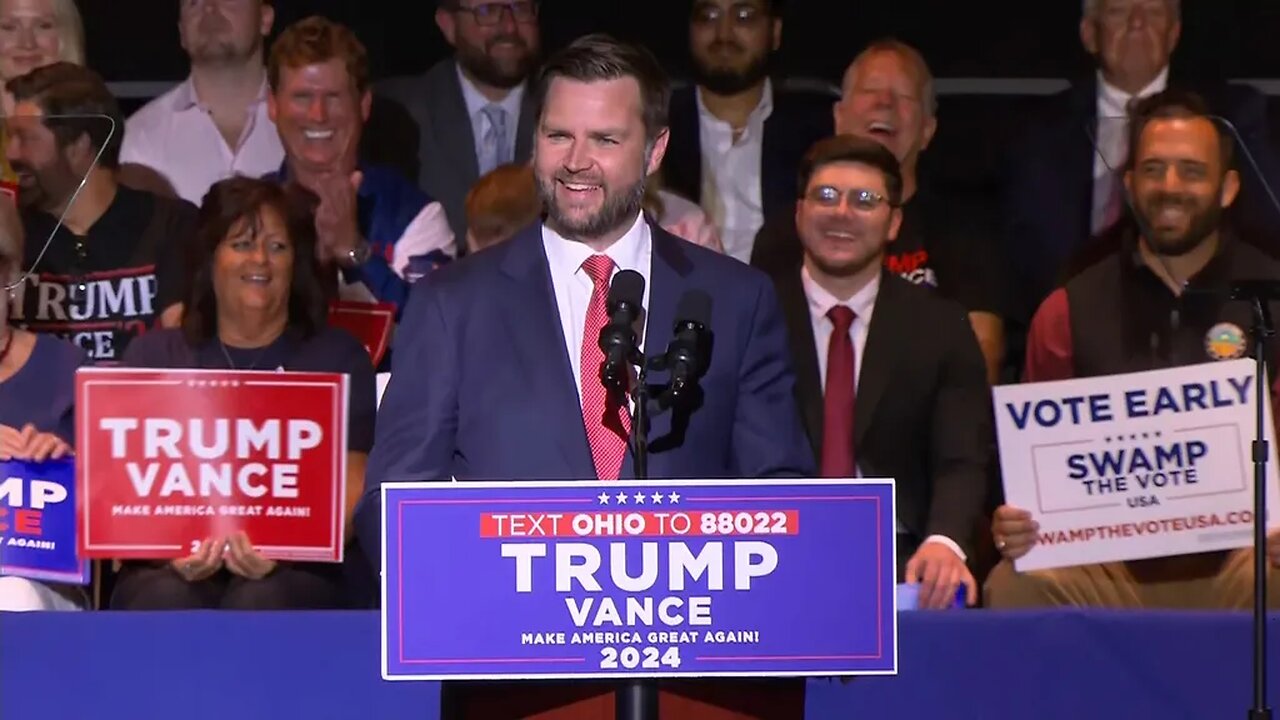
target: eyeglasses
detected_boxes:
[453,1,538,25]
[804,186,892,212]
[692,3,766,25]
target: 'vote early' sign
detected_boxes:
[382,479,897,681]
[76,368,349,562]
[994,359,1280,571]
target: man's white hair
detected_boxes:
[1083,0,1180,19]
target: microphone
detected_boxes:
[659,290,713,409]
[598,269,645,393]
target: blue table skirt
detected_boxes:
[3,610,1278,719]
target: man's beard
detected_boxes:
[188,16,250,65]
[10,159,77,213]
[536,172,647,241]
[693,42,770,96]
[456,35,537,90]
[1135,190,1224,257]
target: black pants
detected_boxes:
[110,561,345,610]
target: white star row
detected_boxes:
[597,491,681,505]
[185,379,241,388]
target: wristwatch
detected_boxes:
[340,239,372,268]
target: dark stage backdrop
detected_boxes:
[81,0,1280,88]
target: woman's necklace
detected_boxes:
[219,339,270,371]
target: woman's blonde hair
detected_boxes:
[51,0,84,65]
[0,0,86,76]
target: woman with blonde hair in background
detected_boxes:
[0,0,85,184]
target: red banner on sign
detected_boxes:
[75,368,348,562]
[328,300,394,367]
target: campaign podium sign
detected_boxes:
[0,459,89,585]
[994,359,1280,571]
[76,368,349,562]
[382,479,897,681]
[328,300,395,368]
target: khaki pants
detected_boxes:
[984,549,1280,610]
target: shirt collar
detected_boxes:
[801,263,880,324]
[1097,66,1169,117]
[695,78,775,133]
[1122,223,1236,294]
[542,212,650,281]
[171,74,271,113]
[455,63,525,121]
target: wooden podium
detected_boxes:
[441,679,806,719]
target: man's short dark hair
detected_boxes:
[1126,88,1235,173]
[532,33,670,145]
[797,135,904,207]
[6,62,124,170]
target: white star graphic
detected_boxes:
[616,492,629,504]
[597,492,611,505]
[634,492,646,504]
[668,492,681,504]
[651,492,664,504]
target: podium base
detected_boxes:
[440,678,806,720]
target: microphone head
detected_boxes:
[608,269,645,311]
[675,289,712,328]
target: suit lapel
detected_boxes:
[1068,79,1100,249]
[855,272,903,446]
[434,61,481,185]
[774,269,822,456]
[499,225,596,478]
[515,84,537,163]
[663,89,703,206]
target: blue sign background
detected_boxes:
[382,479,896,681]
[0,459,89,585]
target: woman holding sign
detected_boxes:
[110,177,376,610]
[0,193,86,611]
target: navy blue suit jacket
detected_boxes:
[354,219,815,559]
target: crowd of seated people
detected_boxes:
[2,0,1280,616]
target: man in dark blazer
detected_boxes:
[1003,0,1280,338]
[662,0,831,263]
[769,134,992,609]
[377,0,540,247]
[359,34,813,720]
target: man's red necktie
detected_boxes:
[580,254,631,480]
[821,305,856,477]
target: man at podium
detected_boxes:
[359,33,815,720]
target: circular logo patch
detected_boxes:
[1205,322,1247,360]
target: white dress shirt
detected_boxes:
[696,79,773,263]
[542,213,652,404]
[801,266,966,561]
[457,66,525,172]
[1092,68,1168,232]
[120,76,284,206]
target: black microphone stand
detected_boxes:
[616,351,659,720]
[1247,296,1274,720]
